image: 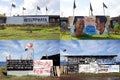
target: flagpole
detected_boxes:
[22,9,24,15]
[46,10,47,15]
[36,4,38,15]
[36,8,37,15]
[73,0,75,25]
[89,8,90,16]
[33,48,34,60]
[73,8,74,25]
[10,5,12,16]
[103,6,105,16]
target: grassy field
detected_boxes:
[1,25,120,40]
[0,67,60,80]
[0,25,60,40]
[1,67,120,80]
[60,30,120,40]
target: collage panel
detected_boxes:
[0,40,60,80]
[0,0,60,40]
[0,0,120,80]
[60,40,120,80]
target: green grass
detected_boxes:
[0,25,60,40]
[60,30,120,40]
[0,67,59,80]
[1,25,120,40]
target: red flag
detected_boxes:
[25,43,33,51]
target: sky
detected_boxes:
[60,40,120,61]
[0,40,120,62]
[0,0,60,16]
[0,40,59,61]
[60,0,120,17]
[0,0,119,17]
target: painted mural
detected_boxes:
[69,16,110,36]
[84,16,96,35]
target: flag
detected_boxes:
[63,49,66,52]
[46,6,48,11]
[73,0,76,9]
[37,6,40,10]
[23,7,26,10]
[103,2,108,8]
[25,43,33,51]
[12,3,16,8]
[90,3,93,11]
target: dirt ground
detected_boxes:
[60,74,120,80]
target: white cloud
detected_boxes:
[0,0,59,16]
[0,40,59,61]
[61,0,120,17]
[21,0,59,15]
[0,0,11,2]
[60,40,120,57]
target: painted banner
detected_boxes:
[32,60,53,76]
[79,64,119,73]
[6,16,49,25]
[69,16,110,36]
[98,65,119,73]
[84,16,96,35]
[96,16,109,34]
[23,17,49,24]
[108,65,119,72]
[98,65,109,73]
[79,62,98,73]
[6,17,24,25]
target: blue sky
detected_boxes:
[60,0,120,17]
[0,0,60,16]
[60,40,120,61]
[0,40,59,61]
[1,40,120,62]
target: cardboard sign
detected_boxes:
[33,60,53,76]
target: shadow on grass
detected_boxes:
[75,34,110,40]
[2,71,7,76]
[15,27,43,31]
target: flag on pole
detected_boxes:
[46,6,48,11]
[25,43,33,51]
[103,2,108,8]
[90,3,93,12]
[73,0,76,9]
[37,6,40,10]
[23,7,26,10]
[12,3,16,8]
[63,49,66,52]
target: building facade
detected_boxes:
[65,55,119,73]
[6,15,59,25]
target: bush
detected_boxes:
[114,22,120,33]
[0,24,6,29]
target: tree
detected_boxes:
[114,22,120,34]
